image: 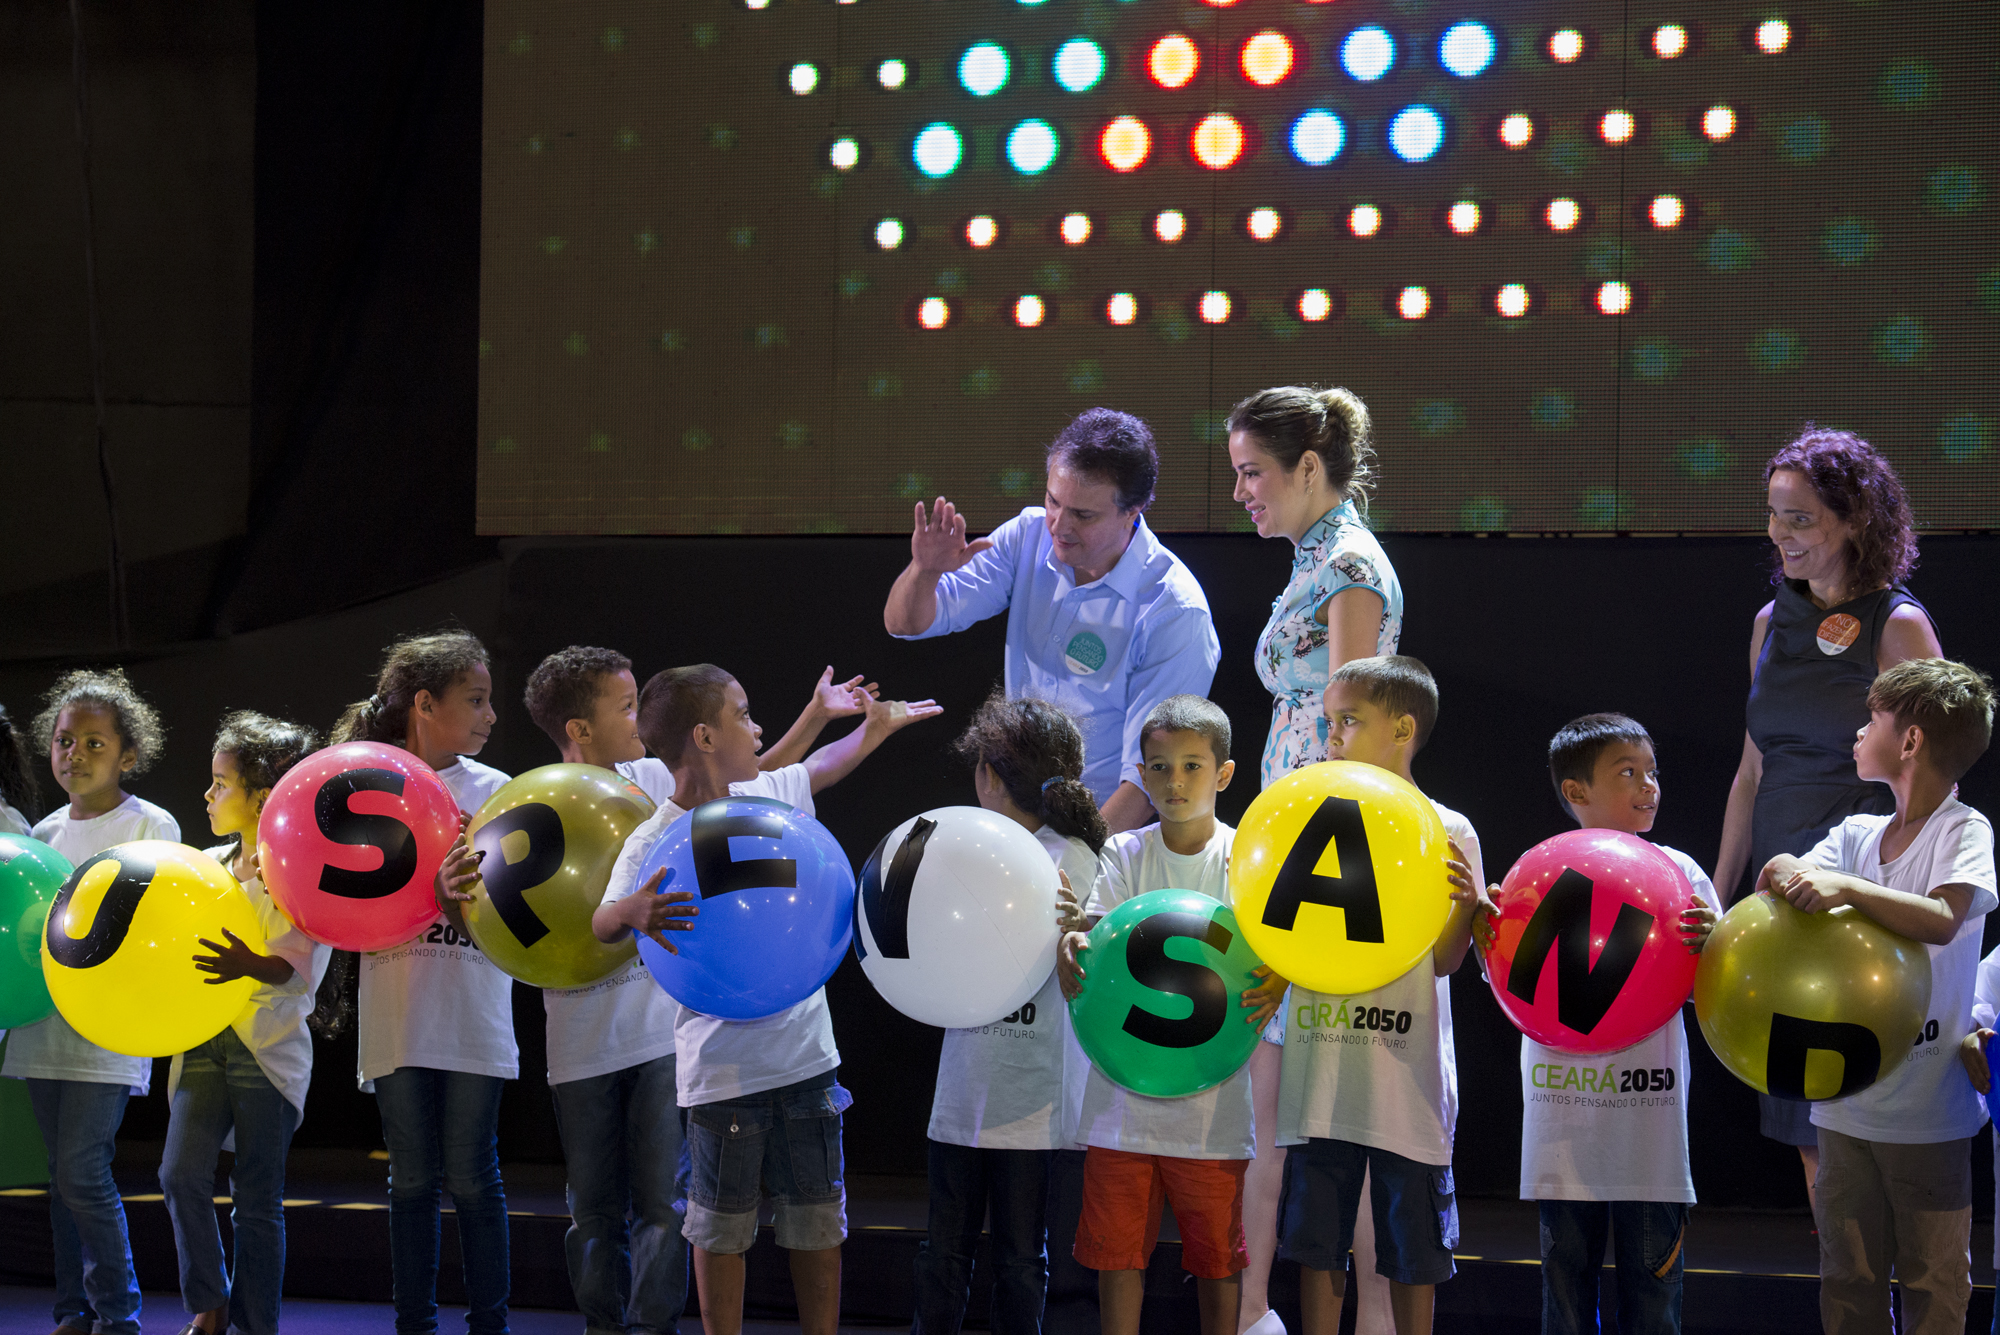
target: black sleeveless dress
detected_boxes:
[1744,578,1930,1144]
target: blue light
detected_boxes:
[1388,105,1445,162]
[1006,119,1060,174]
[1438,22,1496,77]
[1289,110,1346,165]
[1340,26,1395,81]
[913,123,965,177]
[959,42,1010,96]
[1052,39,1106,93]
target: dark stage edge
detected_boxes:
[0,1148,1993,1334]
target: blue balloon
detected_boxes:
[635,796,855,1020]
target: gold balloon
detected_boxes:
[462,764,655,989]
[1694,890,1932,1100]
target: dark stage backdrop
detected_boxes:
[477,1,1999,536]
[5,534,1994,1208]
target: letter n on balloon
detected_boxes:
[1506,869,1653,1035]
[1766,1012,1880,1100]
[1261,796,1383,941]
[1122,911,1233,1049]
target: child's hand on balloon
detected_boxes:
[1240,965,1287,1028]
[192,927,295,987]
[622,867,698,952]
[1444,839,1489,909]
[1055,871,1089,934]
[1772,863,1847,913]
[1470,894,1499,954]
[1679,903,1718,954]
[1960,1028,1995,1095]
[1057,930,1090,1001]
[433,836,483,907]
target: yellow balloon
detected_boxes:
[463,764,655,989]
[1228,760,1453,995]
[43,841,264,1059]
[1694,891,1932,1100]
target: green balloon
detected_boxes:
[0,833,72,1029]
[1069,888,1265,1098]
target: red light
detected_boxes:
[1099,116,1151,172]
[1191,113,1245,169]
[1148,35,1199,89]
[1240,31,1294,85]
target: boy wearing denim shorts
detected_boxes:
[593,663,939,1335]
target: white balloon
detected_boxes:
[855,806,1062,1029]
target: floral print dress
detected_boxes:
[1255,500,1404,788]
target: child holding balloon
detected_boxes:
[2,668,175,1335]
[159,711,330,1335]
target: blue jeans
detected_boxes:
[551,1054,687,1335]
[375,1067,511,1335]
[912,1139,1052,1335]
[683,1071,849,1254]
[160,1028,301,1335]
[1539,1200,1686,1335]
[26,1077,141,1335]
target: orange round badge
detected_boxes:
[1816,613,1861,656]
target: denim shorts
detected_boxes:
[685,1070,851,1254]
[1277,1138,1457,1286]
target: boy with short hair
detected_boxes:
[590,663,940,1335]
[1763,658,1997,1335]
[1054,694,1276,1335]
[1506,713,1720,1335]
[1272,656,1486,1335]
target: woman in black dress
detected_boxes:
[1714,428,1942,1204]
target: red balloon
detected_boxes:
[257,742,460,952]
[1482,829,1698,1056]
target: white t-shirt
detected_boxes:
[1276,801,1482,1166]
[1809,797,1998,1144]
[1973,946,2000,1268]
[166,845,332,1117]
[1073,822,1256,1160]
[598,765,840,1106]
[618,757,676,808]
[928,826,1101,1150]
[1518,845,1721,1203]
[1,795,180,1092]
[356,757,520,1087]
[0,800,32,837]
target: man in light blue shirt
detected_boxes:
[883,409,1220,832]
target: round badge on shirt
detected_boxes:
[1816,613,1861,656]
[1065,631,1108,675]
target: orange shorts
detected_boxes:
[1074,1146,1248,1279]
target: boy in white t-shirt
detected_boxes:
[519,647,885,1335]
[1482,713,1718,1335]
[1962,944,2000,1335]
[590,663,940,1335]
[1761,659,1997,1335]
[1055,695,1286,1335]
[1271,656,1487,1335]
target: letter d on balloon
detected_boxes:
[1766,1012,1880,1100]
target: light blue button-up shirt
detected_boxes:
[896,507,1221,802]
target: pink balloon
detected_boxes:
[1482,829,1698,1056]
[258,742,460,952]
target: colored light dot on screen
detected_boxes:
[1154,209,1187,243]
[874,218,904,249]
[1106,293,1138,325]
[913,124,963,177]
[1341,27,1395,81]
[1006,119,1060,174]
[1053,39,1106,93]
[1349,205,1382,238]
[1498,114,1534,148]
[1060,213,1092,245]
[1298,289,1333,322]
[1240,32,1294,86]
[1191,113,1246,169]
[1546,198,1581,231]
[828,137,861,170]
[1547,28,1584,63]
[1397,286,1431,320]
[1199,291,1232,324]
[1756,19,1790,54]
[1099,117,1152,171]
[1703,105,1738,140]
[918,298,951,329]
[965,215,998,247]
[1650,195,1685,228]
[1290,110,1345,165]
[1597,281,1633,315]
[1653,24,1688,58]
[1014,295,1046,327]
[789,62,819,95]
[959,42,1010,96]
[1247,208,1282,241]
[1448,201,1481,234]
[1148,35,1199,90]
[745,0,769,9]
[1388,106,1445,162]
[1438,22,1496,78]
[1495,284,1530,318]
[878,59,908,89]
[1600,110,1636,144]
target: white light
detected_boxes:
[1014,295,1046,327]
[1247,207,1281,241]
[1597,281,1633,315]
[1600,109,1636,144]
[1340,26,1396,81]
[960,43,1010,96]
[1154,209,1187,243]
[1389,106,1446,162]
[1397,286,1431,319]
[1498,113,1534,148]
[745,0,770,9]
[874,218,904,249]
[918,297,950,329]
[790,62,820,95]
[965,215,998,248]
[1495,284,1529,318]
[1649,194,1685,228]
[1298,288,1333,322]
[877,59,908,89]
[1438,22,1496,78]
[828,137,861,170]
[913,123,963,177]
[1546,197,1581,231]
[1199,291,1232,324]
[1349,205,1383,238]
[1106,293,1138,325]
[1447,201,1481,234]
[1756,19,1790,54]
[1060,213,1092,245]
[1703,105,1738,140]
[1290,110,1346,166]
[1547,28,1584,63]
[1653,24,1688,58]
